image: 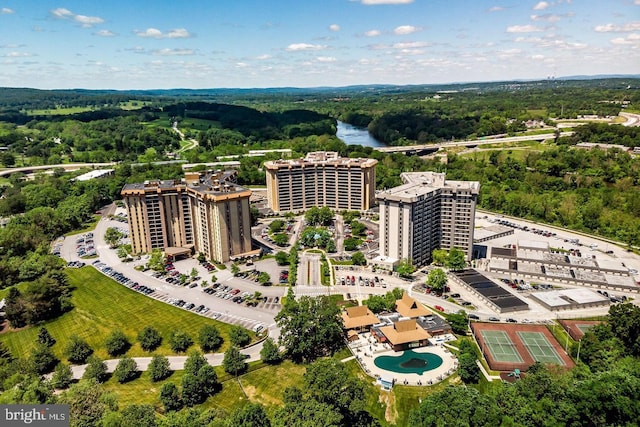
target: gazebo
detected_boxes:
[396,293,432,319]
[378,319,431,351]
[341,305,380,333]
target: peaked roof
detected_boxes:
[341,305,379,330]
[379,319,431,345]
[396,293,432,318]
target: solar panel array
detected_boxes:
[453,269,529,311]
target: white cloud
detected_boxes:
[531,14,562,22]
[392,41,429,49]
[285,43,326,51]
[635,0,640,4]
[594,22,640,32]
[152,48,194,56]
[316,56,336,62]
[4,51,31,57]
[611,33,640,45]
[533,1,550,10]
[329,24,340,32]
[359,0,414,4]
[135,28,192,38]
[364,29,381,37]
[507,25,544,33]
[488,6,504,12]
[50,8,104,28]
[1,7,15,14]
[94,29,116,37]
[256,54,271,60]
[394,25,421,35]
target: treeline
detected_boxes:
[438,146,640,246]
[409,303,640,426]
[0,163,184,288]
[563,122,640,147]
[170,102,336,142]
[0,88,154,111]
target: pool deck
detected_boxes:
[348,333,458,386]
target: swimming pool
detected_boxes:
[374,349,444,375]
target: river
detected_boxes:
[336,121,386,148]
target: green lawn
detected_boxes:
[0,267,250,360]
[25,106,97,116]
[100,360,306,417]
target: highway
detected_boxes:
[375,132,573,154]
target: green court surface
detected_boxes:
[374,350,443,375]
[481,330,523,363]
[517,331,564,365]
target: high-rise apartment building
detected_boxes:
[264,151,377,212]
[376,172,479,268]
[121,171,255,263]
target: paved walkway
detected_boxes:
[67,342,264,380]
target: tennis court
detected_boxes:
[481,330,523,363]
[517,331,564,365]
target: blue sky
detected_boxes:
[0,0,638,89]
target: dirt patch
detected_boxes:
[241,382,281,406]
[379,390,397,424]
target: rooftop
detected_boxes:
[264,151,377,169]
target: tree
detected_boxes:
[275,289,344,362]
[198,324,223,352]
[104,227,123,248]
[83,355,108,383]
[58,380,115,427]
[343,237,362,251]
[65,335,93,364]
[426,268,447,293]
[608,302,640,356]
[223,345,247,375]
[396,258,416,278]
[350,220,366,236]
[184,350,208,377]
[408,385,501,427]
[351,251,366,265]
[228,403,271,427]
[51,362,73,389]
[138,326,162,352]
[275,251,289,266]
[30,345,58,375]
[229,325,251,347]
[113,357,138,383]
[445,310,469,335]
[258,271,271,285]
[148,354,171,382]
[147,249,165,272]
[269,219,285,233]
[37,327,56,347]
[260,337,282,365]
[432,248,448,266]
[197,365,219,397]
[169,330,193,353]
[446,247,467,271]
[231,263,240,276]
[457,340,480,384]
[160,382,182,412]
[273,233,289,247]
[105,330,131,357]
[121,404,157,427]
[181,373,204,407]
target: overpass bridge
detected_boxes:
[0,162,117,178]
[374,132,573,154]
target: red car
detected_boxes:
[434,305,445,312]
